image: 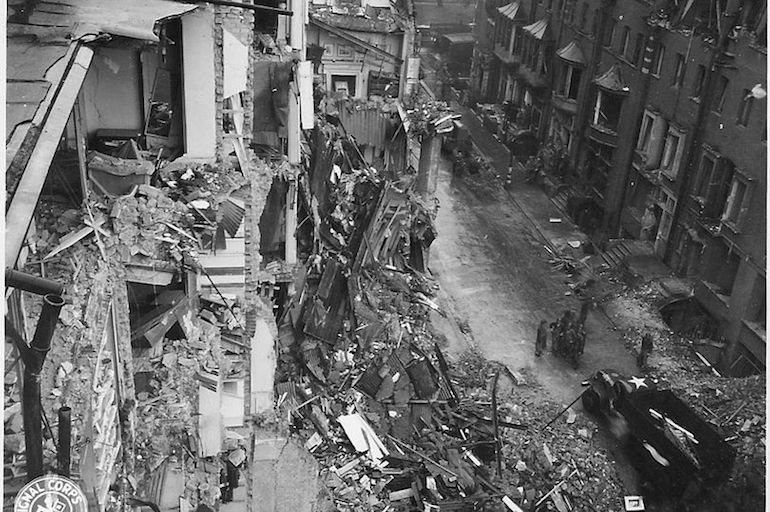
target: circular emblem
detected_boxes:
[14,475,87,512]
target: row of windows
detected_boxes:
[636,110,754,228]
[602,24,757,127]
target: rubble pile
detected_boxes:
[271,120,629,512]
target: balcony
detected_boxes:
[694,280,730,320]
[494,45,521,67]
[587,123,618,147]
[551,94,578,114]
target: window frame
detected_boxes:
[721,174,752,230]
[712,75,729,113]
[692,64,706,99]
[660,126,685,178]
[637,110,655,152]
[337,44,353,58]
[693,151,718,199]
[650,43,664,76]
[736,89,755,126]
[672,53,686,87]
[619,26,631,58]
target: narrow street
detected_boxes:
[430,135,638,405]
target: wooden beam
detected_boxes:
[309,18,402,64]
[6,45,94,269]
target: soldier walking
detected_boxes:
[637,333,653,368]
[535,320,549,357]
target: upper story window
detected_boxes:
[637,110,655,152]
[618,26,631,58]
[712,75,729,113]
[593,89,623,132]
[579,4,588,31]
[559,63,583,99]
[693,151,717,200]
[672,53,686,87]
[636,110,667,169]
[722,173,753,230]
[650,43,664,76]
[632,34,645,66]
[602,18,616,47]
[692,64,706,99]
[661,126,685,178]
[736,89,755,126]
[338,45,353,57]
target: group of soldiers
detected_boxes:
[534,300,655,370]
[535,301,591,368]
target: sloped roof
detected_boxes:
[556,40,586,64]
[593,64,630,94]
[497,2,525,21]
[523,18,552,40]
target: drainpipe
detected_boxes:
[18,294,66,480]
[58,406,72,477]
[662,5,741,263]
[5,269,64,296]
[610,24,660,236]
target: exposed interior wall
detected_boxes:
[182,8,217,158]
[81,46,144,138]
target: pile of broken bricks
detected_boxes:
[270,127,628,512]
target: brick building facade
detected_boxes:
[470,0,767,374]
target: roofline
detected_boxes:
[309,18,403,64]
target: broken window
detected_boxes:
[592,89,623,132]
[661,127,684,178]
[693,151,717,200]
[559,64,582,99]
[722,174,752,229]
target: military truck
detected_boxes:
[581,369,735,497]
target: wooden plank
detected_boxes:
[6,45,93,268]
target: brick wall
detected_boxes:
[214,6,256,162]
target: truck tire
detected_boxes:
[582,389,600,414]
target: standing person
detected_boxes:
[637,333,653,368]
[535,320,549,357]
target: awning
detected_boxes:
[523,18,552,40]
[593,64,630,94]
[497,1,524,21]
[441,33,475,45]
[556,40,586,65]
